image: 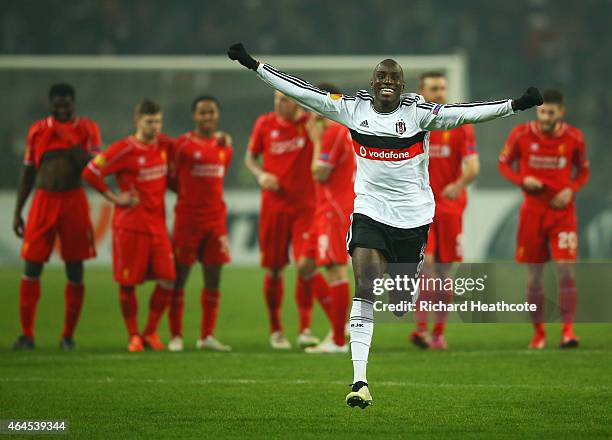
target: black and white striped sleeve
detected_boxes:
[414,96,516,131]
[256,63,355,127]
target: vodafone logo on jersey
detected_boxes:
[353,141,424,162]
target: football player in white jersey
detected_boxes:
[228,43,543,409]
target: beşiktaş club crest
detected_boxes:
[396,120,406,135]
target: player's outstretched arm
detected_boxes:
[228,43,353,125]
[417,87,543,131]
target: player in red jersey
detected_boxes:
[82,99,176,352]
[12,83,101,351]
[410,72,481,350]
[166,95,233,352]
[245,91,330,349]
[499,89,588,349]
[301,84,355,354]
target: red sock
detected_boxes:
[264,273,284,333]
[527,283,545,334]
[119,285,138,336]
[533,322,546,335]
[144,284,173,336]
[169,288,184,338]
[559,277,577,328]
[433,285,452,336]
[330,280,350,346]
[414,277,432,333]
[311,272,334,324]
[62,282,84,338]
[296,276,314,332]
[19,277,41,338]
[201,289,220,338]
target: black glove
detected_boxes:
[227,43,258,71]
[512,87,543,111]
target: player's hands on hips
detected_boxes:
[512,87,543,111]
[13,213,24,238]
[215,131,233,146]
[522,175,543,192]
[114,189,139,208]
[227,43,259,70]
[257,172,280,191]
[550,187,573,209]
[441,181,464,200]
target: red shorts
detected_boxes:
[259,206,313,269]
[112,228,176,285]
[425,211,463,263]
[516,203,578,263]
[173,216,230,266]
[304,210,350,266]
[21,188,95,262]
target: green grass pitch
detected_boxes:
[0,266,611,439]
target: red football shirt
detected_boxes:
[24,116,102,168]
[428,124,477,215]
[499,121,589,207]
[171,132,233,224]
[315,122,355,217]
[83,134,173,235]
[248,112,315,210]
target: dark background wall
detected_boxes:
[1,0,610,193]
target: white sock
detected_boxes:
[349,298,374,384]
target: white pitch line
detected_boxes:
[0,376,609,392]
[1,348,610,364]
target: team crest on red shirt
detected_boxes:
[396,120,406,135]
[93,154,106,167]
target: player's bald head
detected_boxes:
[370,59,405,110]
[373,59,404,82]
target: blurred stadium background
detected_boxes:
[1,0,612,265]
[1,2,611,438]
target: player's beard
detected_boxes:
[138,132,156,143]
[539,120,559,133]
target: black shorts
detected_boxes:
[347,213,430,264]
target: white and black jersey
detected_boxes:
[256,63,516,229]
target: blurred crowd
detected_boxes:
[1,0,611,191]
